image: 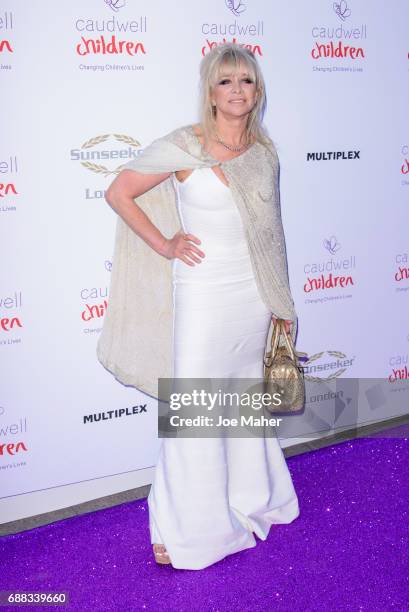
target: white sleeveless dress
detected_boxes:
[147,167,299,570]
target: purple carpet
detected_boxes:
[1,429,408,611]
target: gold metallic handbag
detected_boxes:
[263,318,306,413]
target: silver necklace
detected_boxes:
[215,133,249,153]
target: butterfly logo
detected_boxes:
[225,0,246,17]
[105,0,125,12]
[105,260,112,272]
[333,0,351,21]
[323,235,341,254]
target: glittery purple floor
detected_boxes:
[1,429,408,612]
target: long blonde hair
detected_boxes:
[198,43,270,148]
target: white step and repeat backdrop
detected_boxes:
[1,0,408,523]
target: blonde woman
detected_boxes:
[99,42,300,570]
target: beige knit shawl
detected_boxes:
[96,124,298,399]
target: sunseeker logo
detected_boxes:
[307,150,360,162]
[71,134,141,176]
[75,15,147,57]
[302,349,355,381]
[303,237,356,300]
[85,186,107,201]
[311,1,366,68]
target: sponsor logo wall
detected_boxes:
[1,0,408,520]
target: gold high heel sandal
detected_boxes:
[153,543,172,565]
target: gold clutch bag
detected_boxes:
[263,318,306,413]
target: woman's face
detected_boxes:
[211,62,258,120]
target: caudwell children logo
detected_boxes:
[323,235,341,255]
[0,154,17,174]
[400,145,409,187]
[388,354,409,383]
[0,290,23,345]
[0,181,17,199]
[394,252,409,290]
[80,286,108,333]
[303,236,356,301]
[310,1,367,68]
[0,439,28,457]
[0,153,18,213]
[225,0,246,17]
[201,0,263,56]
[0,10,13,70]
[105,0,126,12]
[333,1,351,21]
[74,13,147,59]
[0,413,28,438]
[0,408,28,464]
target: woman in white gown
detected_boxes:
[146,165,300,570]
[104,43,299,569]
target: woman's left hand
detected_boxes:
[272,315,292,334]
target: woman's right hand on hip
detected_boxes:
[160,230,205,266]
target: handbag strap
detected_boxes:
[264,318,308,366]
[264,318,309,370]
[277,319,296,361]
[264,317,281,367]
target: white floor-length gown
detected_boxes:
[147,167,300,570]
